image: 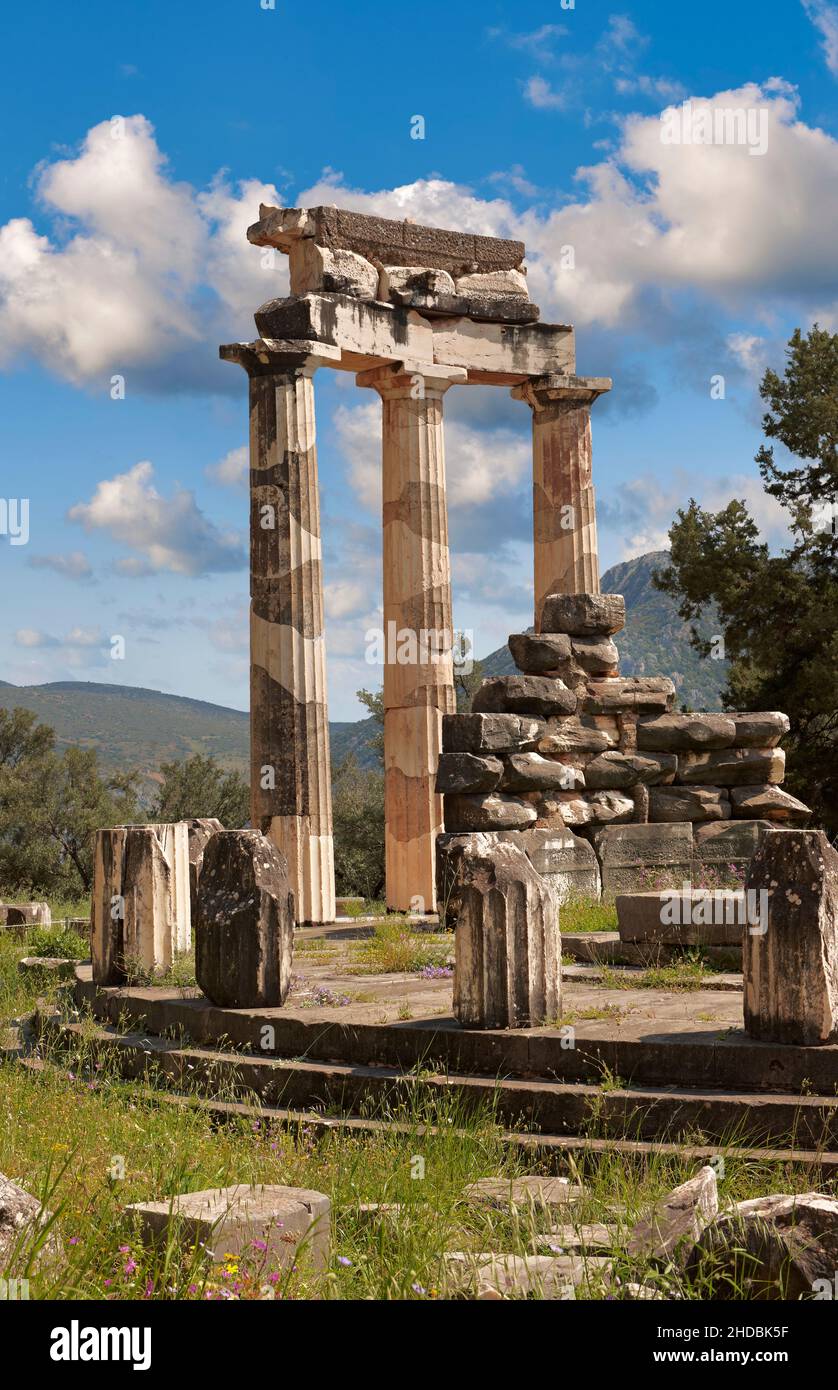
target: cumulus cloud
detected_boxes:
[206,444,248,489]
[598,468,792,559]
[28,550,93,581]
[68,460,246,575]
[0,115,282,386]
[15,625,106,651]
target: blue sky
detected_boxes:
[1,0,837,718]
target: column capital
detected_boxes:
[219,337,341,378]
[356,361,467,399]
[512,373,612,411]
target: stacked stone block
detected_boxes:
[437,592,809,899]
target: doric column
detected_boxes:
[512,374,611,630]
[357,363,466,914]
[220,341,335,925]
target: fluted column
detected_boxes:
[221,342,335,925]
[358,364,465,913]
[512,374,611,631]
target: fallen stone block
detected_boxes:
[0,901,51,929]
[455,268,529,297]
[444,792,538,832]
[569,636,620,675]
[743,829,838,1045]
[0,1171,59,1275]
[472,675,576,718]
[730,784,811,822]
[584,751,677,789]
[17,956,77,982]
[378,264,455,300]
[463,1176,585,1211]
[501,752,584,793]
[686,1192,838,1299]
[637,713,736,751]
[583,677,675,714]
[648,785,731,823]
[727,711,790,748]
[496,827,601,903]
[693,819,771,877]
[442,712,544,754]
[540,592,625,636]
[442,835,560,1028]
[444,1250,608,1299]
[532,1224,618,1254]
[195,829,294,1009]
[627,1166,718,1268]
[616,890,746,945]
[435,752,504,795]
[593,821,694,897]
[676,747,785,786]
[127,1184,331,1271]
[508,632,571,673]
[289,240,379,298]
[538,716,618,754]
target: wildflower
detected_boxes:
[68,1236,79,1246]
[124,1259,137,1275]
[252,1239,268,1252]
[337,1256,352,1267]
[411,1283,427,1295]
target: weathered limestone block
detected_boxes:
[184,817,223,917]
[676,747,785,786]
[687,1193,838,1300]
[248,204,526,277]
[728,711,790,748]
[463,1175,585,1211]
[442,835,560,1028]
[443,712,544,754]
[637,713,736,751]
[91,825,187,985]
[0,1171,60,1274]
[378,265,456,300]
[502,752,584,792]
[472,675,576,718]
[648,785,731,823]
[508,632,571,673]
[128,1184,331,1271]
[444,1251,606,1299]
[583,677,675,714]
[538,715,618,754]
[731,784,811,822]
[546,790,634,826]
[195,830,294,1009]
[435,752,504,795]
[0,901,51,929]
[289,240,378,299]
[693,819,772,875]
[157,821,191,952]
[584,751,677,789]
[455,269,529,297]
[497,827,601,903]
[593,822,694,897]
[445,793,538,832]
[743,829,838,1045]
[616,890,745,946]
[570,636,620,675]
[540,592,625,636]
[627,1167,718,1268]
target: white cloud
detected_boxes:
[803,0,838,75]
[14,625,105,651]
[28,550,93,580]
[524,76,566,111]
[599,468,791,560]
[0,115,281,385]
[206,444,248,489]
[68,460,245,575]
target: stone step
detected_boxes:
[36,1016,838,1147]
[72,969,838,1098]
[15,1053,838,1174]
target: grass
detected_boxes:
[559,897,617,934]
[597,956,711,992]
[1,1034,835,1301]
[347,918,452,976]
